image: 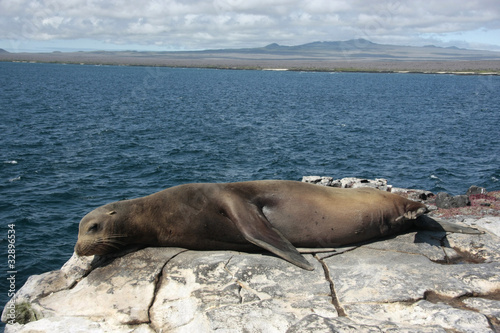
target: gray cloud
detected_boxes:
[1,0,499,51]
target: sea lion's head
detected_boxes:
[75,204,127,256]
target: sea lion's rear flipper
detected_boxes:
[224,200,314,271]
[415,215,483,234]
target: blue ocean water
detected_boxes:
[1,62,499,313]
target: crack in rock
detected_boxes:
[223,255,235,271]
[361,246,446,266]
[486,315,500,332]
[237,285,243,304]
[363,240,487,266]
[430,234,487,264]
[314,246,359,260]
[381,289,500,332]
[147,249,189,327]
[424,289,500,308]
[221,256,247,304]
[423,290,500,332]
[314,254,346,317]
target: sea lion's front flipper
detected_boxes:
[224,200,314,271]
[415,215,483,234]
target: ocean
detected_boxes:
[1,62,499,314]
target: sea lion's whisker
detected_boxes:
[91,240,122,253]
[104,243,122,251]
[97,237,126,247]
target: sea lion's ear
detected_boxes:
[107,210,117,215]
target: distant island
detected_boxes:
[1,39,499,74]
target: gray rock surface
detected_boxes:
[3,179,500,332]
[301,176,391,191]
[435,192,470,208]
[467,185,487,196]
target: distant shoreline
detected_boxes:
[1,53,500,75]
[2,39,500,74]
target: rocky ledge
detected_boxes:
[3,177,500,332]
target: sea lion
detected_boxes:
[74,180,480,270]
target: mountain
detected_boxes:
[196,39,500,61]
[0,39,499,73]
[264,39,378,51]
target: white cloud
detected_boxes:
[0,0,499,51]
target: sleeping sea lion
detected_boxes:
[75,180,480,270]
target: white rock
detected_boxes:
[149,250,335,332]
[40,248,183,325]
[346,300,492,333]
[463,297,500,319]
[325,246,500,304]
[466,216,500,237]
[4,317,155,333]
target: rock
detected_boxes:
[301,176,336,187]
[339,177,389,191]
[302,176,437,203]
[435,192,470,209]
[465,216,500,237]
[345,300,491,333]
[148,250,335,332]
[467,185,487,196]
[390,187,435,202]
[302,176,390,191]
[323,242,500,304]
[4,179,500,332]
[463,297,500,319]
[4,317,155,333]
[1,253,97,326]
[446,219,500,263]
[38,247,185,325]
[286,315,433,333]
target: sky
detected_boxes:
[1,0,499,53]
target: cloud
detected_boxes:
[1,0,499,51]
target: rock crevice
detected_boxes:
[147,249,189,326]
[314,254,346,317]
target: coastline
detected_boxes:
[1,52,500,75]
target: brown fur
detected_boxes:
[75,180,428,270]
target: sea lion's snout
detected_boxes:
[74,240,92,256]
[74,238,111,256]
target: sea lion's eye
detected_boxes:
[87,223,99,233]
[107,210,117,215]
